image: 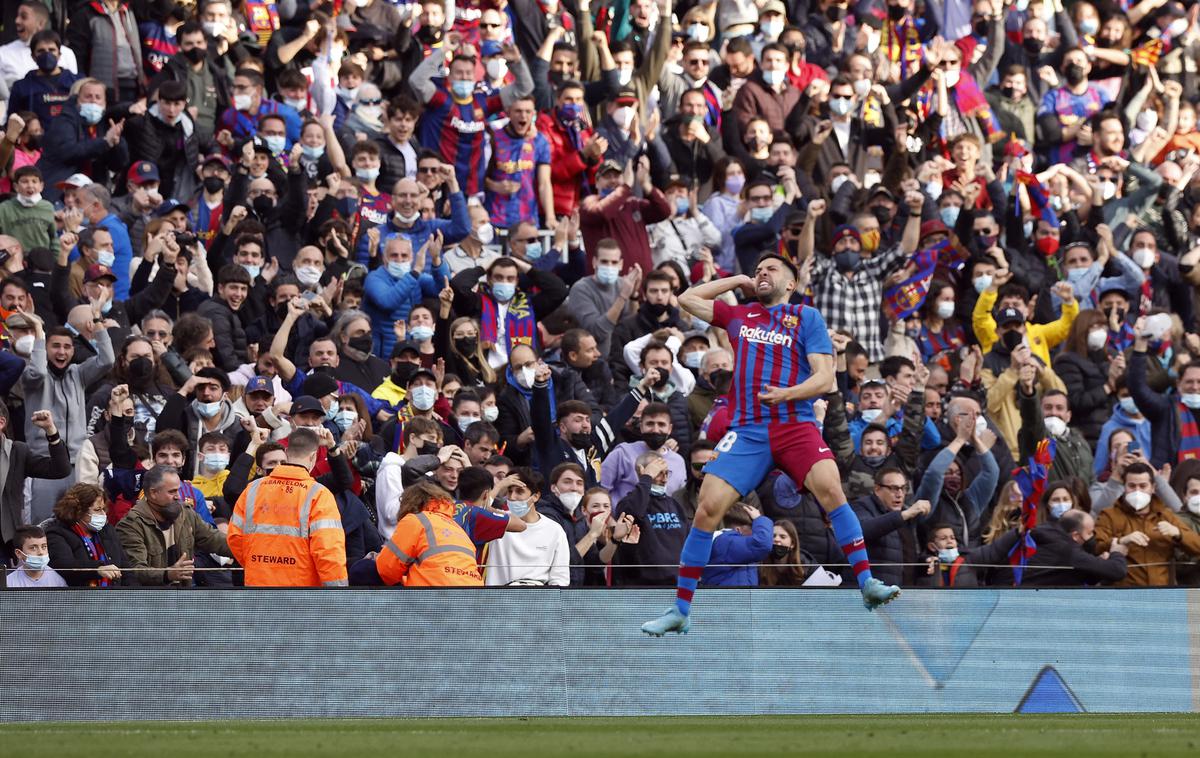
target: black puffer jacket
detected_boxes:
[851,494,919,587]
[766,472,846,582]
[1052,348,1113,445]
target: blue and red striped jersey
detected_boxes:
[711,300,832,426]
[485,127,550,227]
[418,83,504,197]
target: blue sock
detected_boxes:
[829,504,874,590]
[675,527,714,617]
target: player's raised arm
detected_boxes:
[760,353,836,406]
[677,275,753,324]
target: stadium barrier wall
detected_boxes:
[2,588,1199,720]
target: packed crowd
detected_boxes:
[2,0,1200,590]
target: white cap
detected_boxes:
[55,173,94,190]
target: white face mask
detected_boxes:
[1187,495,1200,515]
[943,69,960,89]
[14,334,34,355]
[473,223,495,245]
[616,67,633,86]
[1087,329,1107,351]
[486,58,508,81]
[557,490,583,514]
[1132,247,1155,269]
[88,513,108,531]
[518,365,536,388]
[613,106,636,130]
[16,192,42,207]
[936,301,955,320]
[974,416,988,436]
[853,78,872,98]
[831,175,849,195]
[973,275,992,293]
[233,93,253,111]
[1100,181,1118,201]
[1043,415,1068,438]
[1124,490,1151,511]
[296,265,322,286]
[483,405,499,423]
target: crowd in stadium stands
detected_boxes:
[5,0,1200,591]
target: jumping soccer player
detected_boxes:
[642,253,901,636]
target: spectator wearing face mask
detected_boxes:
[1022,508,1129,586]
[39,79,130,203]
[1094,462,1200,587]
[536,462,597,586]
[1088,429,1181,514]
[5,524,67,588]
[1126,320,1200,469]
[1169,463,1200,585]
[43,482,133,587]
[913,521,1019,587]
[580,157,672,277]
[485,466,570,586]
[985,312,1068,455]
[608,272,685,385]
[364,233,448,360]
[115,464,231,587]
[609,449,689,586]
[155,368,240,479]
[913,412,999,549]
[687,348,732,432]
[0,165,54,254]
[975,270,1078,372]
[601,403,686,504]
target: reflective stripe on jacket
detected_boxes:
[377,500,482,587]
[228,464,348,587]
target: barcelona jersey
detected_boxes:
[418,82,504,196]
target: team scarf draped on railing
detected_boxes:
[1009,438,1057,585]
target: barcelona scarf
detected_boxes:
[244,0,280,48]
[480,288,537,354]
[1131,39,1164,68]
[885,21,923,78]
[1014,171,1059,228]
[1009,438,1056,585]
[72,523,111,587]
[1178,403,1200,462]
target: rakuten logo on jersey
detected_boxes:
[738,324,794,347]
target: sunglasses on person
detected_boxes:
[417,165,440,174]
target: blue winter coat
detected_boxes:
[701,516,773,587]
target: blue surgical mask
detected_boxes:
[829,96,854,116]
[937,547,960,563]
[203,452,230,471]
[525,241,543,260]
[457,415,480,433]
[101,300,112,314]
[750,206,774,223]
[507,499,531,517]
[860,408,883,423]
[302,144,325,160]
[264,135,286,154]
[1065,266,1089,283]
[1118,396,1139,415]
[243,264,261,279]
[334,408,358,431]
[491,282,516,302]
[1049,501,1072,520]
[325,401,339,421]
[410,326,434,342]
[675,196,690,215]
[650,484,667,496]
[940,206,960,228]
[20,552,50,571]
[762,69,785,87]
[79,102,104,125]
[409,385,437,411]
[98,250,116,267]
[973,275,992,293]
[451,79,475,99]
[356,167,380,182]
[194,400,221,418]
[596,264,620,285]
[387,261,412,278]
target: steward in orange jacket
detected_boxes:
[375,480,482,587]
[228,429,348,587]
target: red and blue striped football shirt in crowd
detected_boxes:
[711,300,832,426]
[485,126,550,227]
[418,82,505,196]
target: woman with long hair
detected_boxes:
[758,520,807,587]
[1052,308,1117,445]
[435,281,497,386]
[700,156,747,273]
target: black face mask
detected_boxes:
[391,361,419,386]
[887,3,905,21]
[1064,64,1086,86]
[974,233,997,252]
[567,431,591,449]
[770,544,790,559]
[127,356,154,383]
[651,370,670,390]
[548,70,566,87]
[251,194,275,217]
[825,5,846,22]
[156,498,184,527]
[418,442,439,456]
[24,134,40,151]
[999,85,1017,100]
[646,302,671,319]
[1001,329,1024,351]
[454,336,478,355]
[183,46,207,64]
[708,368,733,393]
[871,205,891,226]
[202,176,225,194]
[275,302,291,319]
[1081,536,1097,553]
[973,20,988,37]
[348,334,373,355]
[642,432,669,450]
[1022,37,1043,56]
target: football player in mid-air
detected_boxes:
[642,252,900,636]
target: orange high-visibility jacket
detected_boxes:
[377,499,482,587]
[228,464,348,587]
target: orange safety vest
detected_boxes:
[377,499,482,587]
[228,464,348,587]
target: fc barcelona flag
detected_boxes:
[1009,438,1057,585]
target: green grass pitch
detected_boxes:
[3,714,1199,757]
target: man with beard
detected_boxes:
[642,253,900,637]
